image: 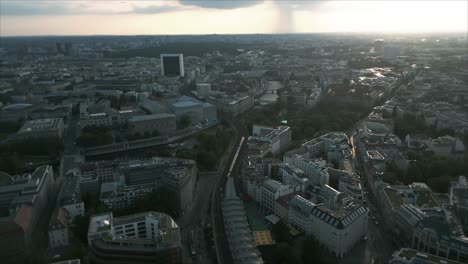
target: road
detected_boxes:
[62,114,82,174]
[350,124,397,264]
[175,116,246,264]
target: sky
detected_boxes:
[0,0,467,36]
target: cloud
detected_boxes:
[0,1,73,16]
[0,1,186,16]
[178,0,262,10]
[274,1,326,33]
[132,4,186,14]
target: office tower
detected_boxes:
[161,54,184,77]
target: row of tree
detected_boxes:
[385,155,468,193]
[77,125,113,147]
[393,113,455,139]
[176,128,232,170]
[245,101,370,144]
[270,221,325,264]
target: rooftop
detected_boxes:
[173,100,200,108]
[2,103,33,110]
[394,247,463,264]
[88,212,112,234]
[128,113,175,122]
[18,118,63,134]
[384,187,404,209]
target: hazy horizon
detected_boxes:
[1,1,467,37]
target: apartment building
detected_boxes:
[87,211,182,264]
[252,125,292,154]
[16,118,64,139]
[0,165,55,263]
[283,154,330,186]
[288,195,368,258]
[128,113,176,135]
[48,207,70,248]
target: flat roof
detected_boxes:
[128,113,175,122]
[2,103,33,110]
[88,212,112,234]
[395,248,463,264]
[173,101,200,108]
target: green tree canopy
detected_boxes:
[272,220,291,244]
[272,242,299,264]
[180,115,192,129]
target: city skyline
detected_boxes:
[1,0,467,36]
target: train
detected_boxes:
[226,136,245,178]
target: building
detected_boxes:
[252,125,292,154]
[48,207,70,248]
[380,182,468,262]
[100,181,155,210]
[339,176,363,201]
[390,248,464,264]
[58,168,83,220]
[423,136,465,160]
[51,260,81,264]
[450,176,468,233]
[384,45,400,62]
[161,54,184,77]
[0,166,55,263]
[128,113,176,135]
[288,195,368,258]
[260,179,298,213]
[79,161,115,184]
[210,95,254,116]
[0,103,35,122]
[86,158,197,213]
[277,163,309,188]
[87,211,182,264]
[301,132,353,163]
[196,83,211,97]
[80,112,113,129]
[222,177,263,264]
[118,158,197,213]
[374,39,385,52]
[171,96,217,125]
[283,155,330,186]
[30,104,72,120]
[411,216,468,262]
[16,118,64,139]
[324,84,384,108]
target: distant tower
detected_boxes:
[383,45,400,62]
[64,42,73,56]
[56,42,64,54]
[160,54,184,77]
[374,39,384,52]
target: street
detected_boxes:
[349,128,397,264]
[177,116,246,264]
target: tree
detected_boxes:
[196,150,218,170]
[272,220,291,244]
[302,235,325,264]
[180,115,191,129]
[72,214,91,245]
[272,243,299,264]
[116,187,180,218]
[407,162,423,183]
[151,130,160,137]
